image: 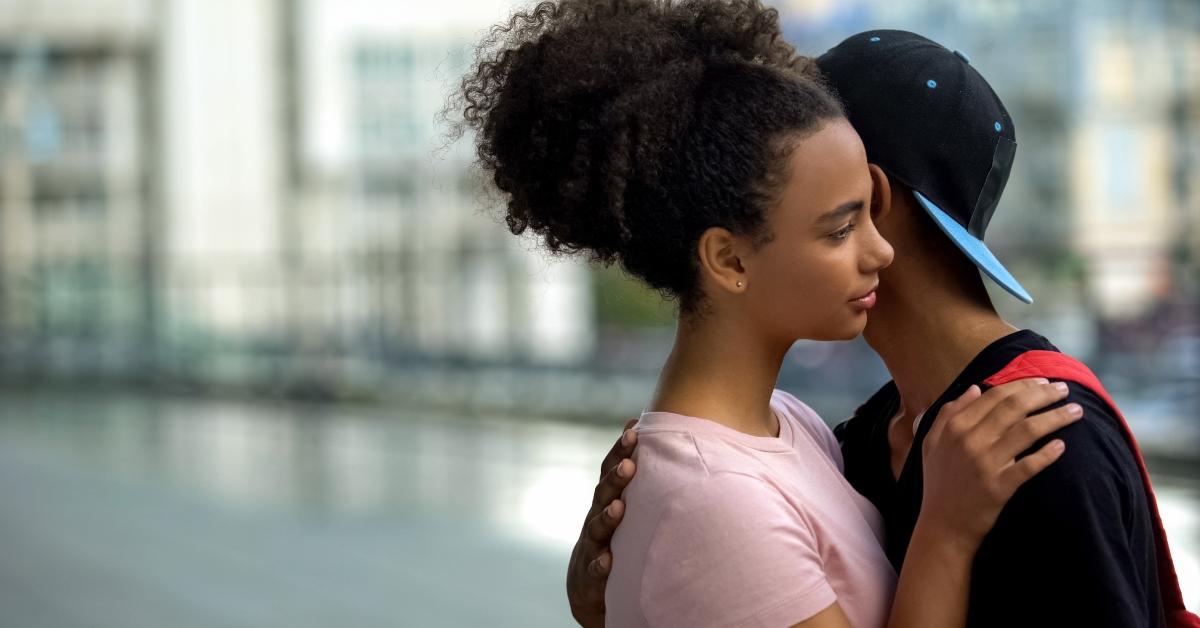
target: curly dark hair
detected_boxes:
[450,0,843,314]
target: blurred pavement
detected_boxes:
[0,389,1194,627]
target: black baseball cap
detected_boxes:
[817,30,1032,304]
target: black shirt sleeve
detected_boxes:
[835,383,899,511]
[965,383,1165,628]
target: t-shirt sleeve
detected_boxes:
[640,472,837,628]
[966,387,1163,627]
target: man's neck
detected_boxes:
[864,290,1019,420]
[649,314,789,438]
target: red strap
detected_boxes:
[984,350,1199,627]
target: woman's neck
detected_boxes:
[647,313,789,438]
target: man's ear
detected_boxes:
[868,163,892,223]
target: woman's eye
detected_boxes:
[829,222,857,241]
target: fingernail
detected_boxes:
[1067,403,1083,418]
[1053,382,1068,392]
[605,504,614,517]
[616,460,630,478]
[622,429,635,446]
[1051,440,1066,452]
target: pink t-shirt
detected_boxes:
[606,389,897,628]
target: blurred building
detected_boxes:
[0,0,593,389]
[0,0,155,374]
[0,0,1196,416]
[293,0,593,364]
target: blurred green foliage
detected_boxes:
[592,265,675,327]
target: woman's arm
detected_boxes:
[794,379,1080,628]
[888,379,1079,628]
[882,518,977,627]
[790,527,974,628]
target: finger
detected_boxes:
[591,457,635,512]
[585,498,625,545]
[962,378,1049,421]
[574,498,624,582]
[973,381,1071,440]
[993,403,1082,462]
[998,439,1067,495]
[929,384,981,441]
[587,550,613,580]
[964,380,1067,438]
[597,421,639,481]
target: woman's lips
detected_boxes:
[850,290,877,310]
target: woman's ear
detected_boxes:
[868,163,892,223]
[696,226,748,294]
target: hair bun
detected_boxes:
[452,0,841,312]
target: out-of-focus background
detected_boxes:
[0,0,1195,625]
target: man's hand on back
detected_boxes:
[567,419,639,628]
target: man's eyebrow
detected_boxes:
[815,200,865,225]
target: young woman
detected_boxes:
[451,1,1079,626]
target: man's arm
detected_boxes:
[566,419,638,628]
[965,386,1163,628]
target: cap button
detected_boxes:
[953,49,971,64]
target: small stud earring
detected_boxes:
[736,281,744,288]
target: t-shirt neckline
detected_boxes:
[637,392,795,453]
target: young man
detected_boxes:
[566,31,1197,628]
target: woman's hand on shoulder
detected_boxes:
[919,378,1080,549]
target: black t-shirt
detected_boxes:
[835,330,1166,628]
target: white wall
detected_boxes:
[160,0,285,333]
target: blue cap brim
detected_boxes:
[913,191,1033,304]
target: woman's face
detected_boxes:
[739,118,894,342]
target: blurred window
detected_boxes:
[1102,124,1139,215]
[353,43,419,157]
